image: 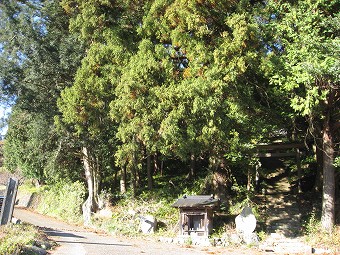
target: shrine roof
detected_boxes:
[172,195,219,208]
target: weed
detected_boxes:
[184,236,193,247]
[302,211,340,251]
[302,211,320,236]
[257,230,267,241]
[0,223,42,254]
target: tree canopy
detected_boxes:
[0,0,338,230]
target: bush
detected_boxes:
[36,180,86,224]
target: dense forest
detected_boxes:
[0,0,338,232]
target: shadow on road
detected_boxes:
[56,240,133,247]
[40,226,133,248]
[41,228,85,239]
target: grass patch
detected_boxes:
[303,212,340,251]
[305,225,340,251]
[0,223,51,254]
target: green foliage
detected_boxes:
[0,0,84,183]
[264,0,339,118]
[110,39,173,167]
[334,156,340,169]
[4,109,58,182]
[257,230,267,242]
[0,223,42,254]
[1,0,338,235]
[18,180,41,195]
[56,0,279,200]
[36,181,86,224]
[95,194,178,237]
[229,197,252,215]
[303,210,321,236]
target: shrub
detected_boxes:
[36,180,86,224]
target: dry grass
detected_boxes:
[305,225,340,253]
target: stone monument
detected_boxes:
[140,215,157,234]
[235,206,258,245]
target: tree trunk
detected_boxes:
[120,166,127,194]
[130,152,137,196]
[82,147,99,225]
[188,153,195,179]
[314,140,323,192]
[321,113,335,232]
[147,154,153,190]
[247,168,251,191]
[153,153,161,175]
[210,156,231,201]
[296,148,302,193]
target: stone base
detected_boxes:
[159,236,212,246]
[229,232,259,246]
[160,233,258,247]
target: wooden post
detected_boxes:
[147,154,153,190]
[296,148,302,193]
[180,210,184,235]
[0,178,18,225]
[204,209,208,236]
[120,166,127,194]
[247,168,251,191]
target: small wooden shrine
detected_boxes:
[172,195,219,237]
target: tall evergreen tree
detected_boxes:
[263,0,339,232]
[58,0,144,221]
[0,0,84,183]
[139,0,271,187]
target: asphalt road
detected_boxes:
[12,207,220,255]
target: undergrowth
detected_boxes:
[19,180,85,224]
[36,180,85,224]
[303,212,340,251]
[0,223,43,254]
[93,190,179,237]
[93,172,223,237]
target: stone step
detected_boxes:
[260,241,312,254]
[267,225,300,230]
[268,221,301,226]
[268,216,301,222]
[267,208,300,214]
[261,234,312,253]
